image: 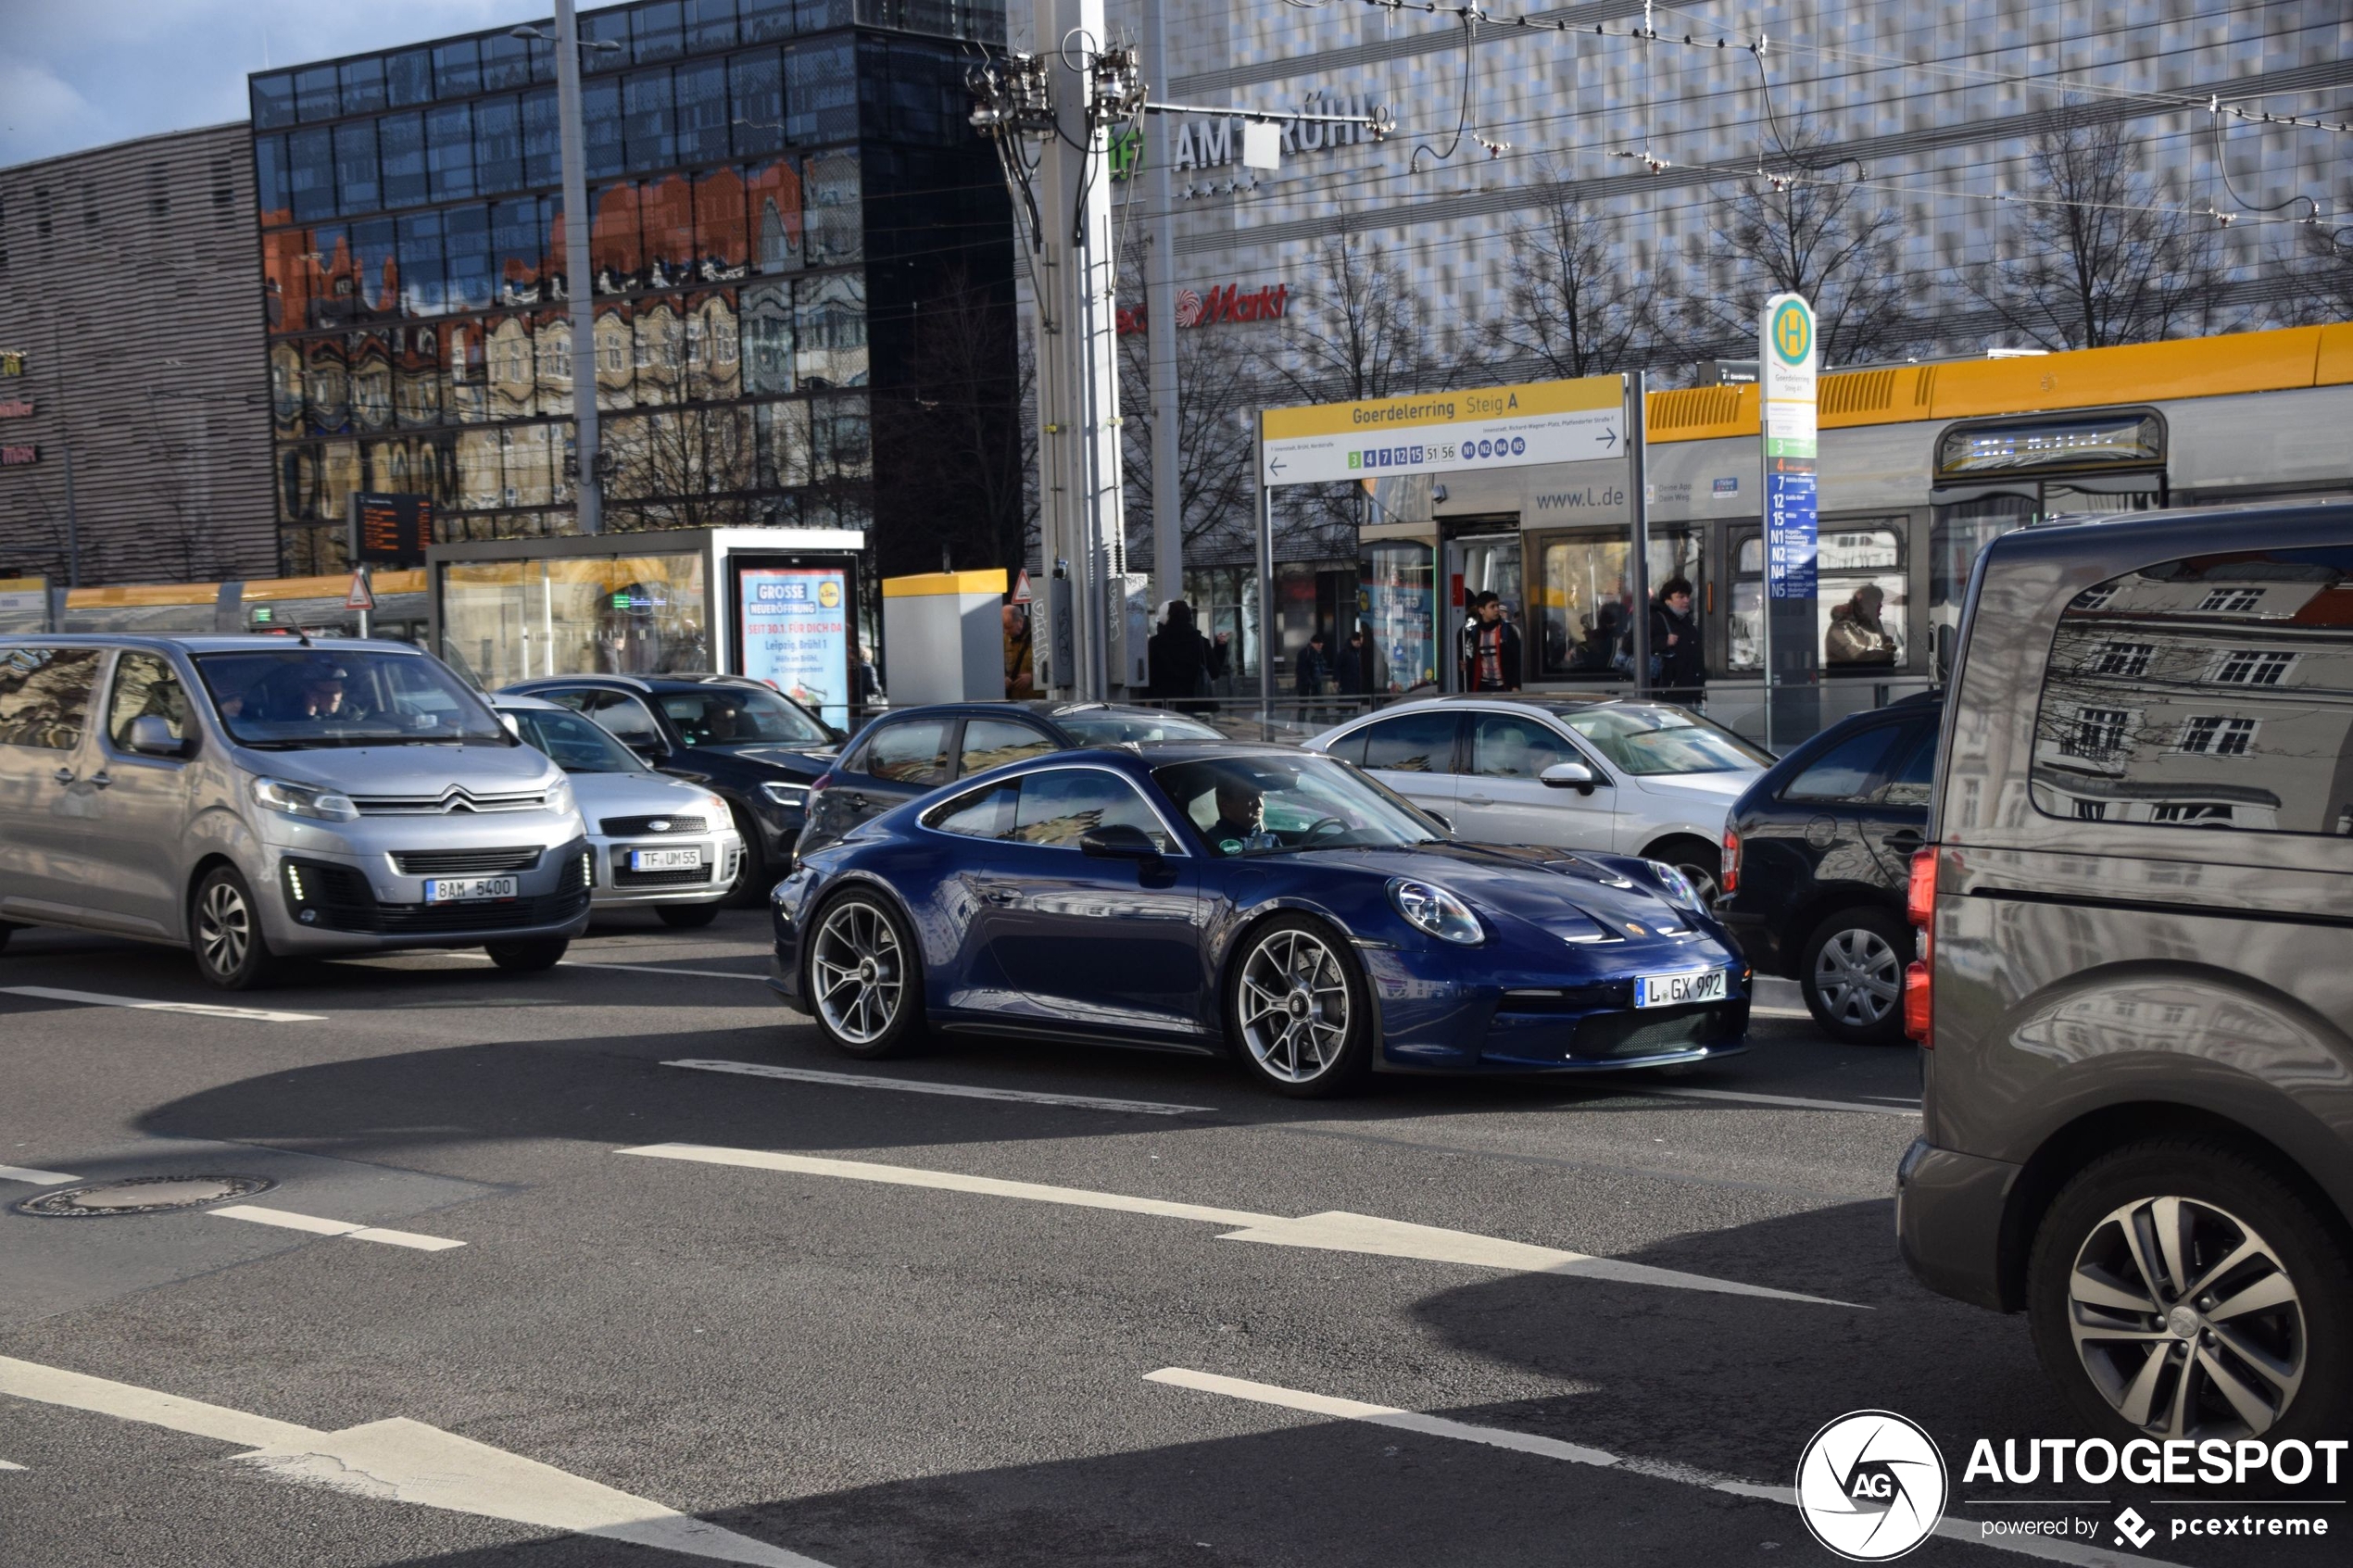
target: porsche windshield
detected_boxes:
[1153,755,1443,858]
[195,648,509,748]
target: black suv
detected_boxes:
[503,673,838,900]
[1900,506,2353,1443]
[1718,694,1941,1045]
[795,701,1225,861]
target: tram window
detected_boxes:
[1729,534,1763,671]
[1820,525,1907,670]
[1533,531,1700,679]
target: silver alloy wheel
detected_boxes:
[1812,926,1901,1026]
[1674,860,1722,909]
[810,899,903,1046]
[1237,927,1351,1084]
[196,880,251,978]
[2067,1195,2306,1438]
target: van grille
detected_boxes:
[352,787,550,815]
[392,847,543,874]
[280,851,586,935]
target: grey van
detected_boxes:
[1897,506,2353,1442]
[0,635,589,988]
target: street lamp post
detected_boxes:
[515,4,621,536]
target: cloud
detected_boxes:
[0,0,558,169]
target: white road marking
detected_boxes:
[0,1164,81,1185]
[0,1459,24,1471]
[0,986,323,1023]
[209,1204,466,1252]
[0,1354,828,1566]
[1149,1368,2190,1568]
[1643,1086,1922,1118]
[444,953,771,983]
[618,1144,1856,1307]
[1749,1005,1813,1019]
[664,1059,1214,1116]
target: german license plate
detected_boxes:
[629,847,703,872]
[424,875,519,902]
[1633,968,1727,1009]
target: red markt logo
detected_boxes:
[1115,282,1288,336]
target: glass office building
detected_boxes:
[251,0,1012,576]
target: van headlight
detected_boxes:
[251,776,359,822]
[1388,878,1484,946]
[544,776,575,818]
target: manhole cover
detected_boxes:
[15,1174,277,1218]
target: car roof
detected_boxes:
[0,633,427,655]
[866,699,1180,722]
[505,671,768,694]
[488,694,567,711]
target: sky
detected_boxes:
[0,0,611,169]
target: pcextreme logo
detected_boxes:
[1795,1410,1949,1561]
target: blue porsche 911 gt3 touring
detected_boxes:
[768,742,1750,1097]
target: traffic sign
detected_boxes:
[344,569,375,611]
[1260,375,1623,487]
[1011,568,1033,605]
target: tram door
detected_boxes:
[1444,530,1522,692]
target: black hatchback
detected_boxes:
[503,673,840,900]
[1716,695,1941,1044]
[794,700,1227,861]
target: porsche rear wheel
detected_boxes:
[804,891,925,1059]
[1225,915,1372,1098]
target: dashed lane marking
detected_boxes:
[617,1144,1859,1307]
[1749,1005,1813,1019]
[0,1164,82,1186]
[0,1459,23,1471]
[1147,1368,2191,1568]
[0,986,324,1023]
[664,1059,1214,1116]
[209,1204,466,1251]
[0,1354,828,1565]
[1642,1086,1921,1117]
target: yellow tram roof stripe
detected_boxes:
[1647,325,2349,444]
[64,583,222,608]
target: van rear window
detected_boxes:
[2028,547,2353,836]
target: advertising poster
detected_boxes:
[738,566,850,729]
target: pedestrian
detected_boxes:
[1001,602,1035,699]
[1334,625,1384,700]
[1650,575,1705,707]
[1294,628,1332,702]
[1147,598,1216,708]
[1458,591,1522,692]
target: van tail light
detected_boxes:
[1904,846,1935,1044]
[1720,826,1740,894]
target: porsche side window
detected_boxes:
[2031,546,2353,835]
[1010,770,1171,852]
[1358,711,1457,773]
[925,781,1017,840]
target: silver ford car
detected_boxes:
[0,634,590,988]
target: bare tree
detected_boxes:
[601,395,754,533]
[1968,116,2231,349]
[1278,232,1434,405]
[1489,187,1655,380]
[2275,223,2353,326]
[1697,121,1911,367]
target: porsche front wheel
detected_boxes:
[1225,915,1373,1098]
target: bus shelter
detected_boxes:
[425,526,868,727]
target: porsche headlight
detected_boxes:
[1388,878,1484,946]
[250,776,359,822]
[1646,859,1701,909]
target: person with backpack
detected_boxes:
[1651,576,1705,705]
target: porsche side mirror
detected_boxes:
[1541,761,1599,794]
[1079,823,1163,861]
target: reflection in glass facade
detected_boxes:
[254,0,1012,575]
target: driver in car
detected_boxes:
[1206,779,1279,856]
[296,669,350,720]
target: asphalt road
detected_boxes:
[0,912,2334,1567]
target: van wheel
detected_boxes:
[803,892,925,1059]
[1799,907,1909,1045]
[485,938,569,972]
[192,866,280,990]
[657,902,722,930]
[2028,1138,2353,1442]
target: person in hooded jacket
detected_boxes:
[1650,576,1705,705]
[1826,583,1900,667]
[1148,599,1217,708]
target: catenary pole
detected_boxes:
[1255,412,1273,723]
[555,0,601,534]
[1144,0,1183,625]
[1627,370,1651,697]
